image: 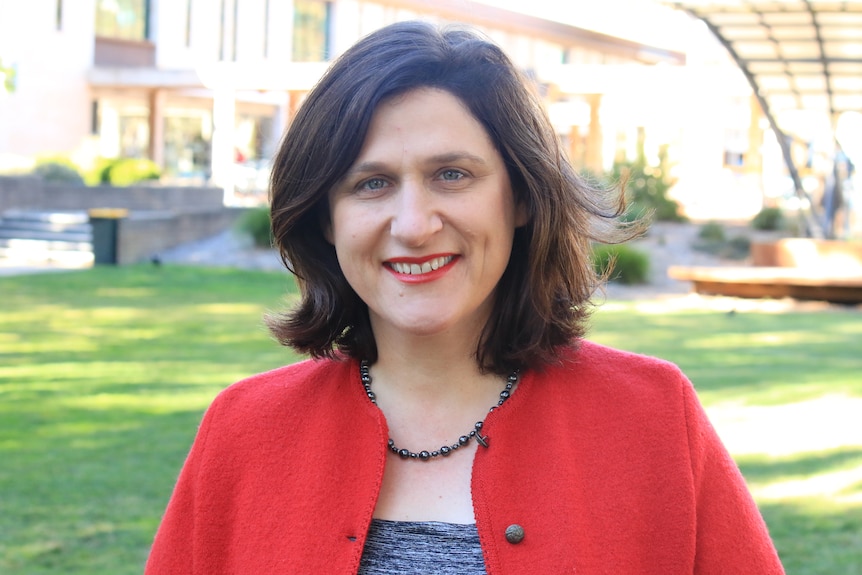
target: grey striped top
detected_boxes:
[358,519,487,575]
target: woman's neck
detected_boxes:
[369,324,489,395]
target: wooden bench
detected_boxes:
[668,239,862,304]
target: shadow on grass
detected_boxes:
[0,266,302,575]
[761,499,862,575]
[737,448,862,485]
[732,449,862,574]
[591,304,862,404]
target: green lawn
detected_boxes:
[1,265,860,574]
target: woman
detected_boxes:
[146,21,784,574]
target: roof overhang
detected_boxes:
[379,0,686,65]
[87,62,331,91]
[667,0,862,131]
[667,0,862,237]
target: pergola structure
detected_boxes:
[668,0,862,238]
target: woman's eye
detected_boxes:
[439,169,464,181]
[359,178,387,191]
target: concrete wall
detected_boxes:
[114,208,243,264]
[0,176,224,212]
[0,175,243,265]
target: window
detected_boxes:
[185,0,192,47]
[95,0,149,41]
[292,0,330,62]
[263,0,270,58]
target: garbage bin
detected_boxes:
[89,208,128,265]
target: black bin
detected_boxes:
[89,209,128,265]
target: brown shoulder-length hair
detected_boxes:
[268,20,639,374]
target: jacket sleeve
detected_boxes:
[682,378,785,574]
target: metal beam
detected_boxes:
[691,10,824,236]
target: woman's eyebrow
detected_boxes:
[427,152,488,166]
[344,161,389,178]
[346,152,488,177]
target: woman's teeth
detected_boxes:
[390,256,454,275]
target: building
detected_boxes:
[3,0,769,217]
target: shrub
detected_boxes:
[592,244,650,285]
[608,144,686,223]
[752,207,784,231]
[236,206,272,248]
[725,234,752,259]
[32,161,85,185]
[102,158,161,186]
[693,221,751,260]
[84,157,117,186]
[698,221,726,242]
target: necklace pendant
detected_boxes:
[475,434,489,448]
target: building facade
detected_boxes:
[3,0,769,217]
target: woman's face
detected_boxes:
[326,87,525,342]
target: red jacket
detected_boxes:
[145,341,784,574]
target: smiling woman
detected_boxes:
[325,88,524,341]
[145,21,785,575]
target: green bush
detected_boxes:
[32,161,84,185]
[608,144,686,223]
[236,206,272,248]
[592,244,650,285]
[752,207,784,231]
[101,158,161,186]
[693,221,751,260]
[725,234,752,259]
[698,221,726,242]
[83,157,117,186]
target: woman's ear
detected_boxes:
[321,208,334,245]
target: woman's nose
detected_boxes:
[389,183,443,247]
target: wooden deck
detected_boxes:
[668,265,862,304]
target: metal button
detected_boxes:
[505,524,525,544]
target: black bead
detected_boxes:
[409,452,419,459]
[500,390,510,399]
[398,449,410,459]
[419,451,431,461]
[431,451,439,457]
[440,446,451,456]
[475,421,483,430]
[459,436,469,445]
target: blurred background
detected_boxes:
[1,1,860,254]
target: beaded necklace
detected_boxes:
[359,360,519,462]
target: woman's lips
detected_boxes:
[385,254,457,282]
[388,255,455,275]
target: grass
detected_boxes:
[0,265,301,574]
[1,265,861,573]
